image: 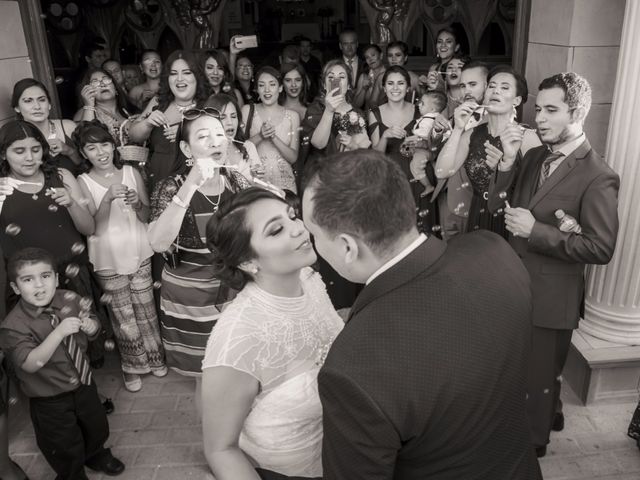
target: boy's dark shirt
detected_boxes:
[0,289,98,398]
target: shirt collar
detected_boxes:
[550,132,586,158]
[366,234,427,285]
[343,56,356,65]
[19,291,61,319]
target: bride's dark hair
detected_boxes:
[206,187,288,290]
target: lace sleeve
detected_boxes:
[202,301,264,383]
[149,176,180,223]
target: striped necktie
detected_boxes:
[537,151,564,190]
[45,308,92,386]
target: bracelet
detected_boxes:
[171,195,188,209]
[83,106,96,112]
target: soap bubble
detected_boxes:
[418,209,429,218]
[65,264,80,278]
[36,360,45,367]
[77,197,90,207]
[79,297,93,311]
[104,339,116,351]
[498,191,508,200]
[153,281,162,290]
[5,224,21,236]
[8,397,17,406]
[63,291,77,302]
[99,293,113,305]
[431,225,442,233]
[460,182,470,189]
[69,376,79,385]
[61,305,73,316]
[71,242,85,255]
[48,204,58,213]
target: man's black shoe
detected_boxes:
[102,398,115,414]
[535,446,547,458]
[552,412,564,432]
[87,455,125,476]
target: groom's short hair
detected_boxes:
[303,149,416,255]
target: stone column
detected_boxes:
[581,0,640,345]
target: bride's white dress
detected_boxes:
[202,268,344,477]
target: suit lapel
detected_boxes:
[527,139,591,210]
[347,236,447,322]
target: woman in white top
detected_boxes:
[241,67,300,193]
[202,187,343,479]
[74,120,166,392]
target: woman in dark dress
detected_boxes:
[128,50,210,192]
[300,59,370,310]
[0,120,112,362]
[435,65,541,238]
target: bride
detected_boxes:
[202,187,343,479]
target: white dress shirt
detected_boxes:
[366,234,427,285]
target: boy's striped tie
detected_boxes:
[45,309,92,385]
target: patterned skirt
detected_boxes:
[159,249,232,376]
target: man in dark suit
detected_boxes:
[337,29,363,88]
[302,149,541,479]
[488,72,619,457]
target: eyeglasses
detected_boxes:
[237,65,253,71]
[89,76,113,87]
[182,107,221,121]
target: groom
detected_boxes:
[302,150,541,479]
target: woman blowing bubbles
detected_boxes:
[147,107,249,410]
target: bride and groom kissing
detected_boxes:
[201,149,542,479]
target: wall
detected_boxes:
[0,1,32,125]
[524,0,625,155]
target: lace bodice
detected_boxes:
[202,268,343,476]
[202,267,343,392]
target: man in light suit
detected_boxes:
[488,72,619,457]
[302,149,541,479]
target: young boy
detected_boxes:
[0,248,124,479]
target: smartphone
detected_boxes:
[329,77,341,96]
[234,35,258,49]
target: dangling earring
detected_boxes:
[511,105,518,122]
[251,266,259,275]
[185,156,194,167]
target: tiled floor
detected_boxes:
[7,353,640,479]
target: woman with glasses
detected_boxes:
[233,53,259,105]
[74,68,132,144]
[203,50,244,107]
[241,66,299,193]
[129,50,210,192]
[11,78,82,175]
[147,107,250,395]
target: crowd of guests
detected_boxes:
[0,26,623,480]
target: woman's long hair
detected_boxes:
[0,120,59,181]
[156,50,210,113]
[279,62,309,107]
[11,78,51,120]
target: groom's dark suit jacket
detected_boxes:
[318,231,542,480]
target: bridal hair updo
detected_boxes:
[206,187,288,290]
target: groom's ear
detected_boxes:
[339,233,359,265]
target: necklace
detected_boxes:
[197,176,225,211]
[175,102,196,113]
